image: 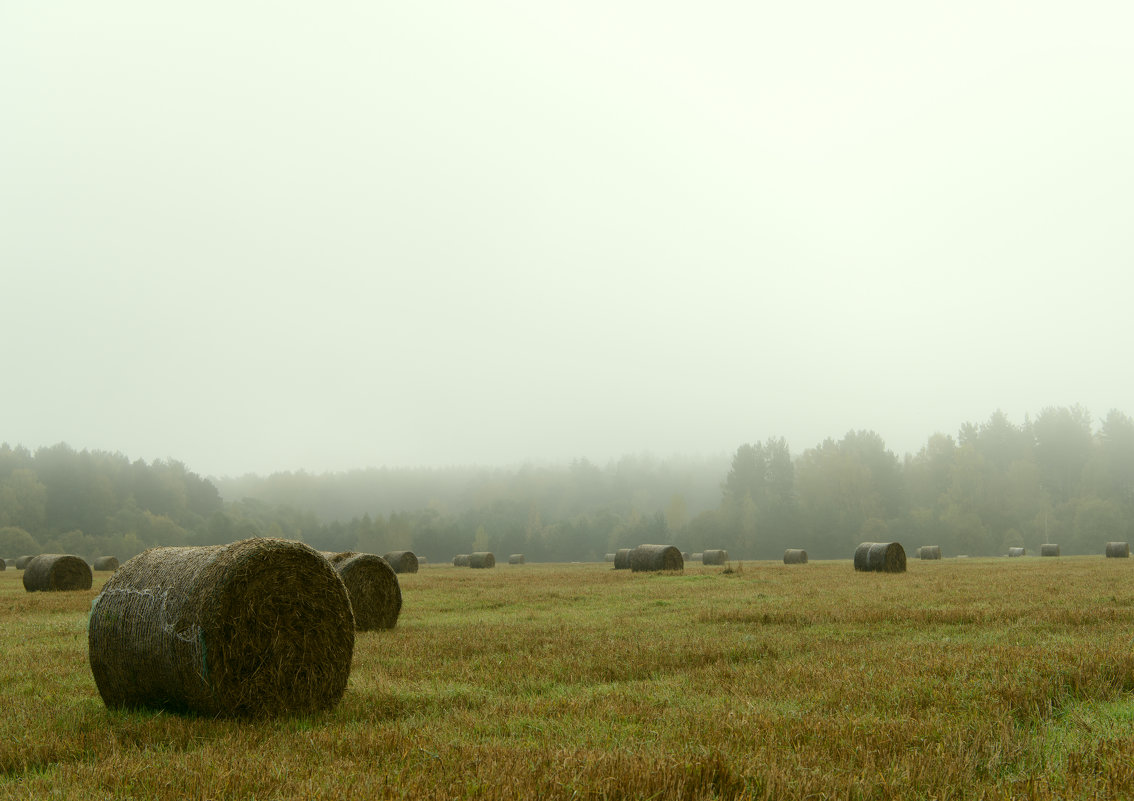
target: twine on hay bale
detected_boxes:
[917,545,942,560]
[453,554,471,567]
[508,553,525,564]
[15,555,36,570]
[332,553,402,631]
[88,538,354,717]
[1040,544,1060,557]
[613,549,632,570]
[1008,547,1026,557]
[93,556,120,571]
[383,551,419,574]
[23,554,92,591]
[469,552,496,569]
[783,549,808,564]
[629,544,683,572]
[1105,542,1129,558]
[853,542,906,573]
[701,549,729,565]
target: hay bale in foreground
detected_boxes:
[613,549,632,570]
[783,549,808,564]
[508,553,525,564]
[332,553,402,631]
[1008,547,1026,557]
[93,556,120,571]
[1040,544,1060,557]
[383,551,419,574]
[1105,542,1129,558]
[701,549,729,565]
[15,555,36,570]
[854,542,906,573]
[629,544,683,572]
[88,538,354,717]
[469,552,496,568]
[23,554,92,591]
[918,545,942,560]
[453,554,471,567]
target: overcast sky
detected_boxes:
[3,2,1132,477]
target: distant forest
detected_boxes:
[2,405,1132,563]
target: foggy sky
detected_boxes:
[3,2,1132,478]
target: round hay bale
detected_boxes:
[88,537,354,717]
[333,553,402,631]
[613,548,632,570]
[918,545,942,560]
[629,544,683,572]
[783,549,808,564]
[383,551,419,574]
[0,559,4,571]
[681,551,691,560]
[1105,542,1129,558]
[23,554,92,592]
[1008,547,1026,557]
[691,552,703,562]
[701,549,729,565]
[854,542,906,573]
[508,553,525,565]
[453,554,470,567]
[320,551,357,566]
[93,556,120,571]
[469,552,495,569]
[604,553,616,562]
[3,559,13,569]
[15,555,36,570]
[1040,544,1060,557]
[853,543,874,571]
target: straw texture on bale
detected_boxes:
[332,553,402,631]
[629,544,684,572]
[701,549,729,565]
[1105,542,1130,558]
[93,556,120,571]
[88,538,354,717]
[1008,547,1026,557]
[508,553,525,564]
[918,545,942,560]
[783,549,808,564]
[853,542,906,573]
[613,549,632,570]
[453,554,471,567]
[382,551,419,574]
[1040,544,1060,557]
[15,555,35,570]
[469,552,496,569]
[23,554,92,591]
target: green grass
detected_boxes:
[2,557,1133,799]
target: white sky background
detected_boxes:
[2,2,1132,477]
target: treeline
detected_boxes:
[2,406,1132,564]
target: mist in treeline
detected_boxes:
[2,405,1132,564]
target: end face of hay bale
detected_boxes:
[23,554,92,592]
[1008,547,1026,557]
[508,553,525,564]
[629,544,683,572]
[613,549,632,570]
[701,549,729,565]
[453,554,471,567]
[783,548,808,564]
[918,545,942,560]
[1105,542,1130,558]
[469,552,496,568]
[1040,544,1060,557]
[92,556,120,571]
[335,553,402,631]
[88,538,354,718]
[382,550,419,574]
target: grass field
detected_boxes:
[2,556,1133,800]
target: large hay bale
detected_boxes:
[15,555,36,570]
[469,552,496,569]
[383,551,419,574]
[701,549,729,565]
[333,553,402,631]
[93,556,120,571]
[1008,547,1026,557]
[783,549,808,564]
[629,544,683,572]
[508,553,525,565]
[854,542,906,573]
[613,548,632,570]
[918,545,942,560]
[1105,542,1129,558]
[88,538,354,717]
[23,554,92,591]
[453,554,471,567]
[1040,544,1060,557]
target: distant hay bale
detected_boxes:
[629,544,683,572]
[613,549,632,570]
[918,545,942,560]
[604,553,616,562]
[701,549,729,565]
[783,549,808,564]
[92,556,120,571]
[1008,547,1026,557]
[3,559,13,568]
[15,555,35,570]
[87,537,354,717]
[508,553,525,564]
[691,552,703,562]
[1040,544,1060,557]
[321,551,357,566]
[1105,542,1130,558]
[453,554,471,567]
[469,552,496,569]
[682,552,691,560]
[383,551,419,574]
[332,553,402,631]
[23,554,92,591]
[854,542,906,573]
[0,559,5,571]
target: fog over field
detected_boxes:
[3,2,1132,477]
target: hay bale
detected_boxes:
[691,552,703,562]
[508,553,525,565]
[604,553,616,562]
[918,545,942,560]
[701,549,729,565]
[1040,544,1060,557]
[332,553,402,631]
[383,551,419,574]
[613,548,632,570]
[0,559,4,571]
[3,559,13,569]
[1008,547,1026,557]
[88,537,354,717]
[93,556,120,571]
[469,552,496,569]
[1105,542,1129,558]
[682,551,691,560]
[15,555,36,570]
[23,554,92,591]
[854,542,906,573]
[629,544,683,572]
[783,549,808,564]
[453,554,471,567]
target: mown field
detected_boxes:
[2,555,1133,800]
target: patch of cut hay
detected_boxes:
[1008,547,1026,557]
[469,552,496,569]
[23,554,92,591]
[1105,542,1129,558]
[854,542,906,573]
[93,556,120,571]
[15,555,36,570]
[383,551,419,574]
[783,549,808,564]
[629,544,683,572]
[508,553,525,564]
[701,549,729,565]
[613,549,632,570]
[88,537,354,717]
[453,554,471,567]
[917,545,942,560]
[1040,544,1060,557]
[333,553,402,631]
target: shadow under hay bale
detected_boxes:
[383,551,419,574]
[469,552,495,569]
[854,542,906,573]
[1008,547,1026,557]
[701,549,729,565]
[917,545,942,560]
[1040,544,1060,557]
[1105,542,1129,558]
[630,544,683,572]
[23,554,92,591]
[453,554,470,567]
[613,549,632,570]
[783,549,808,564]
[88,538,354,717]
[15,555,36,570]
[508,553,525,564]
[93,556,120,571]
[333,553,402,631]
